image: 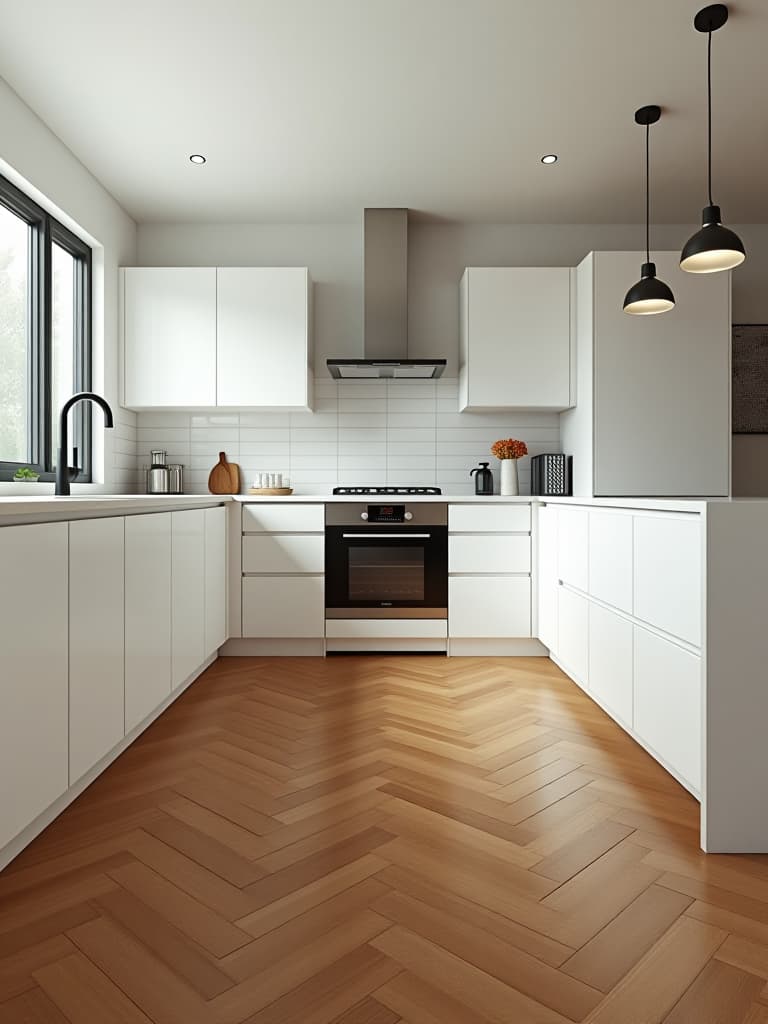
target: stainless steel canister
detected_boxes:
[146,450,170,493]
[168,464,184,494]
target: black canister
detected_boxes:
[470,461,494,495]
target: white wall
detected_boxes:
[138,220,768,495]
[0,76,138,492]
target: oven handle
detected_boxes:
[341,533,432,539]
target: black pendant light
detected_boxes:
[623,106,675,316]
[680,4,745,273]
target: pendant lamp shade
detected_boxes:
[623,105,675,316]
[680,5,745,273]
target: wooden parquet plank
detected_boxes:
[142,814,265,887]
[374,970,493,1024]
[330,997,401,1024]
[0,936,76,1002]
[715,934,768,980]
[663,959,764,1023]
[0,986,71,1023]
[33,952,154,1023]
[530,820,634,882]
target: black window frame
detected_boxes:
[0,173,92,482]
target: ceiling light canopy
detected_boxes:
[541,154,558,164]
[189,153,206,165]
[623,105,675,316]
[680,4,745,273]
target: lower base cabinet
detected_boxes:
[449,576,531,637]
[588,603,633,727]
[243,576,324,637]
[172,510,206,689]
[0,523,69,849]
[205,506,228,656]
[69,517,126,784]
[125,513,172,732]
[634,626,701,791]
[557,587,589,685]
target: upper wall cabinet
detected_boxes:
[459,267,573,412]
[123,268,217,408]
[121,267,312,410]
[217,268,311,408]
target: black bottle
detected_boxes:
[470,461,494,495]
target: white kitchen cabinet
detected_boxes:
[205,506,228,657]
[69,518,125,785]
[242,534,324,574]
[589,603,633,727]
[459,267,572,411]
[537,503,558,653]
[0,524,68,849]
[125,513,172,731]
[122,267,217,408]
[561,251,730,497]
[171,510,206,690]
[242,576,324,637]
[557,507,589,592]
[448,504,531,533]
[217,268,312,409]
[634,626,701,791]
[242,503,324,533]
[449,576,531,638]
[557,587,589,686]
[589,510,633,613]
[449,534,531,574]
[634,515,701,646]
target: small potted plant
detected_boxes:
[12,467,40,483]
[491,438,528,495]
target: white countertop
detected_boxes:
[0,493,230,525]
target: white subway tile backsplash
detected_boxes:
[134,378,560,494]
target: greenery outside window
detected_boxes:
[0,173,92,481]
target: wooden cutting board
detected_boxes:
[208,451,241,494]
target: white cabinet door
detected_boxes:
[634,626,701,791]
[460,268,571,411]
[589,603,633,727]
[537,504,558,653]
[172,510,206,689]
[123,268,216,408]
[125,513,172,731]
[205,506,227,657]
[217,268,311,408]
[0,523,68,848]
[449,535,531,573]
[242,577,324,637]
[557,587,589,686]
[242,534,324,574]
[448,504,531,533]
[242,503,324,533]
[589,510,632,613]
[449,577,531,638]
[69,518,125,785]
[634,515,702,646]
[557,507,589,592]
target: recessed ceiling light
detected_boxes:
[189,154,206,165]
[541,154,558,165]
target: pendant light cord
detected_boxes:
[707,29,713,206]
[645,123,650,265]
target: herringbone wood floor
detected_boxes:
[2,656,768,1024]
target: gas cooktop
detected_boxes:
[332,486,442,496]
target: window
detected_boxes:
[0,174,91,481]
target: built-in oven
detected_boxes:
[325,503,448,618]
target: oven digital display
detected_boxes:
[367,504,406,523]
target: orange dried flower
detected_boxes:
[491,438,528,460]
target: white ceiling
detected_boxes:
[0,0,764,224]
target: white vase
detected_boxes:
[500,459,518,496]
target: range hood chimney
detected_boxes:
[327,208,446,380]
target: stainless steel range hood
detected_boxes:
[327,208,446,380]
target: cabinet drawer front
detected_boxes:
[449,504,531,533]
[326,619,447,639]
[449,535,531,573]
[589,603,633,727]
[634,626,701,791]
[634,516,701,646]
[557,507,589,592]
[449,576,531,638]
[243,503,324,533]
[243,534,324,574]
[557,587,589,685]
[242,576,324,637]
[589,510,632,613]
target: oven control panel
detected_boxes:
[361,504,413,523]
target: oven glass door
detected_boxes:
[325,525,447,613]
